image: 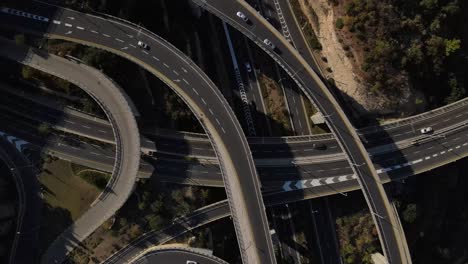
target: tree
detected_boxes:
[419,0,438,10]
[21,66,35,80]
[14,34,25,45]
[147,214,163,230]
[403,204,417,223]
[445,73,465,103]
[406,41,424,65]
[444,38,461,56]
[37,123,51,136]
[336,17,345,29]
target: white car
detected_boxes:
[137,41,149,50]
[186,261,198,264]
[263,38,275,49]
[236,11,248,22]
[245,62,252,72]
[420,127,433,134]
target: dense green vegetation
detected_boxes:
[334,0,467,107]
[77,170,110,191]
[396,158,468,264]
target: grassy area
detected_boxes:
[258,73,293,136]
[38,158,101,252]
[289,0,322,50]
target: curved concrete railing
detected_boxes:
[0,3,275,263]
[131,246,229,264]
[0,39,141,264]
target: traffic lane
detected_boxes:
[105,202,231,264]
[0,137,41,264]
[362,104,468,145]
[141,134,216,158]
[3,6,274,262]
[0,91,114,141]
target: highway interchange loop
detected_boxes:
[1,1,468,263]
[1,3,274,263]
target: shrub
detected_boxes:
[336,17,345,29]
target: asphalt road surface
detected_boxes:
[0,3,275,263]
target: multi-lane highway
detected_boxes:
[0,4,276,263]
[182,1,411,262]
[1,81,468,197]
[1,1,468,263]
[0,38,142,264]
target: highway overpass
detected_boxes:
[0,38,141,264]
[0,4,275,263]
[0,84,467,200]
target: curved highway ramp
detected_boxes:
[0,38,141,264]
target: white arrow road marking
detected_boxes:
[338,176,348,182]
[325,177,335,184]
[295,180,307,189]
[15,140,28,151]
[310,179,321,186]
[282,181,292,191]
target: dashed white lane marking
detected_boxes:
[181,67,187,73]
[91,30,98,34]
[163,63,170,68]
[221,127,226,133]
[142,50,149,55]
[65,30,72,35]
[127,34,134,38]
[201,98,207,105]
[102,33,110,38]
[152,56,159,61]
[90,152,100,156]
[215,118,221,125]
[441,151,446,154]
[53,20,61,25]
[192,88,199,95]
[183,79,189,85]
[115,38,124,43]
[433,153,438,157]
[67,16,75,20]
[98,130,107,133]
[209,108,214,115]
[121,46,128,50]
[64,23,72,27]
[173,70,179,76]
[76,26,84,30]
[82,125,91,129]
[64,120,75,124]
[129,44,137,48]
